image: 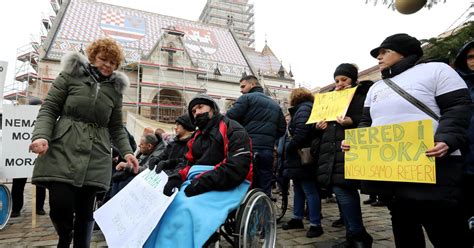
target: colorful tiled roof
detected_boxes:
[44,0,251,76]
[243,44,290,79]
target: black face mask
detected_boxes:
[195,112,211,130]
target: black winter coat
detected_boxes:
[316,81,372,188]
[226,86,286,150]
[282,101,316,180]
[174,114,252,195]
[155,135,192,172]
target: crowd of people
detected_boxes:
[26,33,474,248]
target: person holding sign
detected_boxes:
[343,33,472,247]
[143,94,253,247]
[29,38,139,248]
[314,63,373,248]
[281,88,324,238]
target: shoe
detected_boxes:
[331,217,345,228]
[36,209,46,215]
[306,225,324,238]
[363,198,376,205]
[370,200,387,207]
[282,219,304,230]
[10,211,20,218]
[326,196,337,203]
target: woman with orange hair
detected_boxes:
[29,38,139,248]
[281,87,324,238]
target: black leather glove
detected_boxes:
[155,160,171,174]
[163,177,183,197]
[184,179,203,197]
[148,157,160,171]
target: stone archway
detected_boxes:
[151,89,186,123]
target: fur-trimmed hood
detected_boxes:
[60,52,129,94]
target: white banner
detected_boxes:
[93,169,176,248]
[0,105,40,179]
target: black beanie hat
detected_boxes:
[176,114,195,132]
[334,63,358,84]
[370,33,423,58]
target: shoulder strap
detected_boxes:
[383,79,440,121]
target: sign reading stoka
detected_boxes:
[306,87,357,124]
[1,105,40,179]
[344,119,435,184]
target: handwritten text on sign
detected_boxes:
[344,120,435,184]
[306,87,357,124]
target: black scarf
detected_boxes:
[87,64,111,82]
[381,55,420,79]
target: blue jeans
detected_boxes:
[253,149,274,197]
[293,179,321,226]
[332,185,365,236]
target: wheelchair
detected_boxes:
[205,152,277,247]
[205,188,277,248]
[0,184,12,230]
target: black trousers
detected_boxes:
[11,178,46,212]
[48,182,97,248]
[388,198,471,248]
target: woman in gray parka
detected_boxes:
[29,38,139,248]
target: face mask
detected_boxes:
[195,112,211,130]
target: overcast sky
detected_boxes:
[0,0,472,90]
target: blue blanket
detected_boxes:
[144,165,250,248]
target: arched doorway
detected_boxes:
[151,89,186,123]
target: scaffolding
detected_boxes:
[123,27,208,124]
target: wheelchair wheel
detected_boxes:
[0,184,12,230]
[234,189,276,248]
[272,179,288,223]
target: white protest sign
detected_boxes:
[1,105,40,179]
[93,169,176,248]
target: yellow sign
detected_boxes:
[306,87,357,124]
[344,120,436,184]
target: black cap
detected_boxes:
[370,33,423,58]
[176,114,195,132]
[334,63,358,83]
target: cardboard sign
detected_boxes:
[306,87,357,124]
[0,105,40,179]
[344,119,436,184]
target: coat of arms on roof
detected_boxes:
[100,11,146,43]
[179,26,218,55]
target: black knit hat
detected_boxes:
[176,114,195,132]
[334,63,358,83]
[28,97,43,105]
[370,33,423,58]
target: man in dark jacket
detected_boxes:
[454,39,474,237]
[149,114,195,174]
[163,93,253,197]
[226,75,286,196]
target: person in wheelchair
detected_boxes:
[144,94,253,248]
[148,114,195,175]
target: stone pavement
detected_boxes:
[0,182,434,248]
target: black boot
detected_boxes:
[352,230,373,248]
[282,218,304,230]
[73,220,95,248]
[52,220,73,248]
